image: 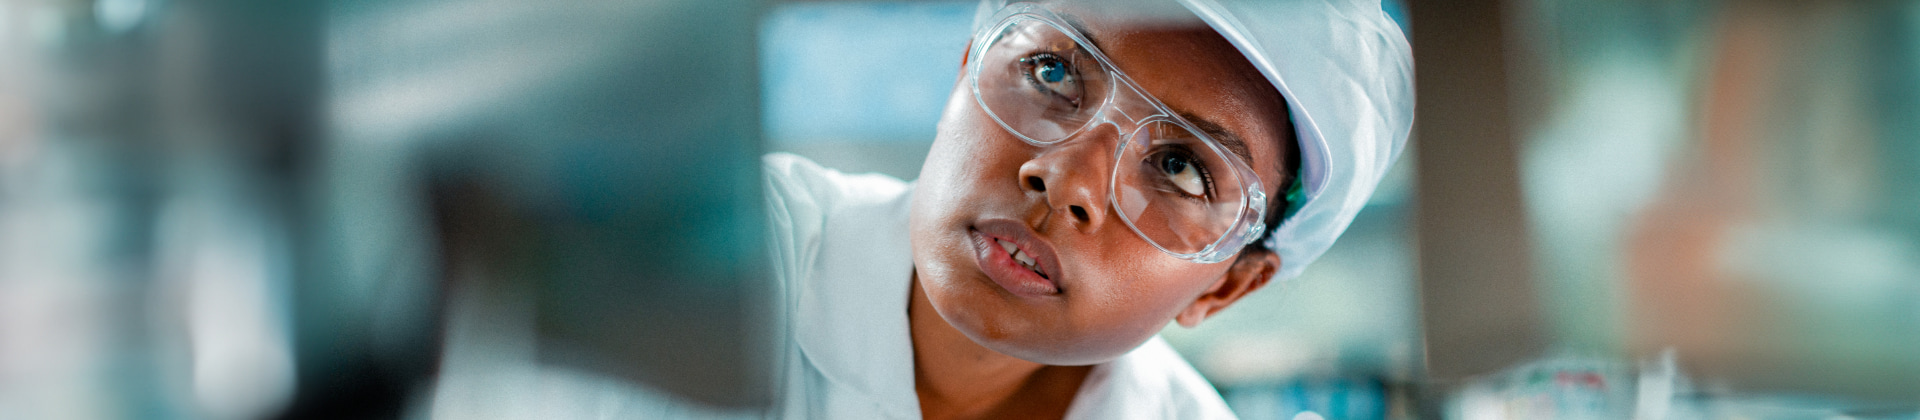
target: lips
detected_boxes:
[968,219,1063,297]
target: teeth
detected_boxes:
[995,238,1043,275]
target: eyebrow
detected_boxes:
[1178,111,1257,171]
[1056,12,1112,59]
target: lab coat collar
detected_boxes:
[791,181,922,418]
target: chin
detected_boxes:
[910,220,1161,367]
[924,277,1159,366]
[965,321,1148,366]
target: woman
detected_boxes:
[762,0,1410,418]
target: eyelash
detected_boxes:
[1018,52,1081,107]
[1153,145,1217,200]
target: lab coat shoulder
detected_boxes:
[761,152,922,419]
[761,152,911,208]
[760,152,913,289]
[1066,337,1239,420]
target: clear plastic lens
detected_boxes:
[1112,121,1247,255]
[970,8,1263,261]
[974,17,1112,144]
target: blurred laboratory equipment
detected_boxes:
[1414,0,1920,418]
[331,0,775,413]
[4,0,329,418]
[2,0,774,418]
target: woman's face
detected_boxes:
[909,2,1292,365]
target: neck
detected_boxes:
[908,271,1091,420]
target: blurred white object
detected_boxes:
[92,0,146,34]
[154,194,296,420]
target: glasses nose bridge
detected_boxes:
[1099,81,1162,127]
[1078,105,1157,151]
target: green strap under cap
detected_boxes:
[1281,171,1306,222]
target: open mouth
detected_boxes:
[990,237,1048,279]
[967,219,1063,297]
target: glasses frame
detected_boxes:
[966,2,1269,264]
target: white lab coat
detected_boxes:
[424,153,1237,420]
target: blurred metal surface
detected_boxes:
[1409,0,1551,386]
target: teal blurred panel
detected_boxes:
[329,0,775,409]
[760,1,974,145]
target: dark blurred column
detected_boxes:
[1409,0,1548,389]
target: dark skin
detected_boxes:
[906,3,1294,419]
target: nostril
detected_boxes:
[1069,205,1089,222]
[1026,176,1047,192]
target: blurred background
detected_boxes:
[0,0,1917,419]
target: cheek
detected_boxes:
[914,89,1035,245]
[977,242,1224,365]
[1065,250,1222,335]
[911,87,1024,307]
[919,89,1000,200]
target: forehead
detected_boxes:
[1039,0,1292,187]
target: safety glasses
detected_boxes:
[967,2,1268,264]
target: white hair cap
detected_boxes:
[971,0,1414,281]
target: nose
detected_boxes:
[1017,127,1114,233]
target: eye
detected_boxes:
[1152,150,1212,198]
[1035,58,1067,83]
[1018,53,1083,107]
